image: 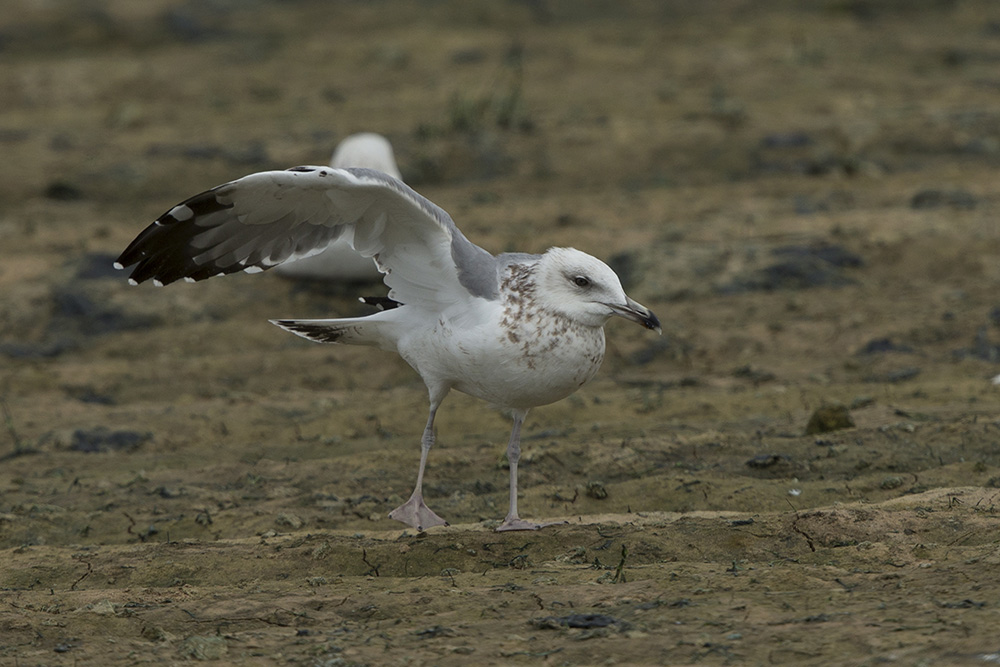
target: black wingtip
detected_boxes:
[116,187,237,286]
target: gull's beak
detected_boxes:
[610,296,662,334]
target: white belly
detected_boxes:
[398,309,606,410]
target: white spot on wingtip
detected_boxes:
[244,266,263,274]
[152,279,164,287]
[127,278,138,286]
[113,262,124,270]
[183,277,196,283]
[169,204,194,221]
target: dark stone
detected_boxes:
[321,87,346,103]
[224,141,269,166]
[760,132,813,149]
[2,282,160,359]
[803,613,831,623]
[771,243,864,268]
[416,625,455,638]
[49,133,74,151]
[564,613,618,628]
[857,337,914,354]
[953,327,1000,363]
[451,48,487,65]
[910,189,978,210]
[178,144,222,160]
[790,191,857,216]
[51,287,158,337]
[146,142,270,166]
[0,339,77,359]
[585,481,608,500]
[884,367,921,383]
[765,257,850,289]
[746,454,790,469]
[162,7,229,43]
[629,338,675,366]
[793,195,821,215]
[0,128,30,143]
[941,48,969,67]
[531,613,622,630]
[44,181,83,201]
[805,405,855,434]
[988,306,1000,327]
[70,427,150,453]
[720,257,853,293]
[64,386,115,405]
[938,599,985,609]
[718,243,863,293]
[732,365,776,384]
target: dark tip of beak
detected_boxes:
[642,311,662,334]
[612,298,662,335]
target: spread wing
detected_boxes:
[115,167,500,307]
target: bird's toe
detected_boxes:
[389,494,448,531]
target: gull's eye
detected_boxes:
[572,275,591,288]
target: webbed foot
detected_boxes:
[388,492,448,531]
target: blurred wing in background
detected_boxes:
[274,132,402,281]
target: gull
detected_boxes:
[274,132,400,282]
[115,166,661,531]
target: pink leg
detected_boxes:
[497,409,565,532]
[388,401,448,531]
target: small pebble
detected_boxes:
[586,481,609,500]
[805,404,854,435]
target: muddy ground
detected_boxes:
[3,1,1000,664]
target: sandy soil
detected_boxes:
[2,1,1000,664]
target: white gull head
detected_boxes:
[534,247,661,332]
